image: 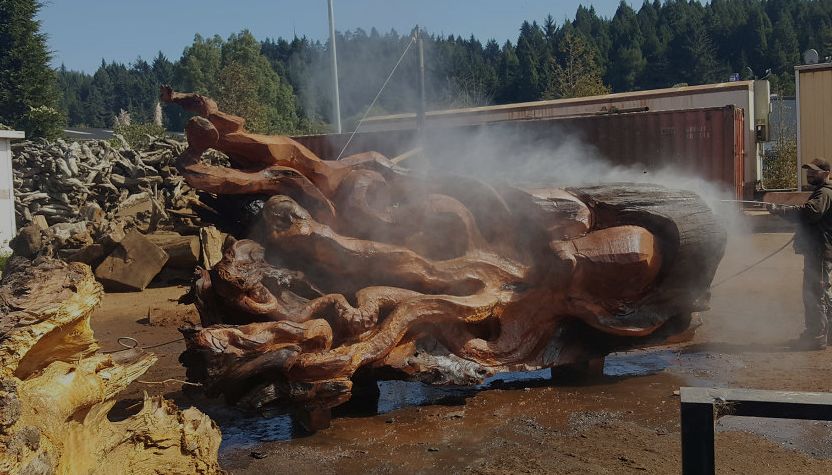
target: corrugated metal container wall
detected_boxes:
[356,81,758,187]
[294,106,745,199]
[556,106,745,199]
[797,65,832,181]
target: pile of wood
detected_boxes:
[11,136,200,232]
[10,221,225,292]
[0,256,221,473]
[9,135,233,291]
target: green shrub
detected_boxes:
[112,123,167,149]
[762,135,798,190]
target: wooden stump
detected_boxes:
[0,257,222,474]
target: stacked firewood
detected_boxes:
[11,134,232,239]
[8,135,230,291]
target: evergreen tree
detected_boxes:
[572,5,611,75]
[545,31,609,99]
[637,0,669,89]
[514,21,547,101]
[0,0,64,137]
[686,19,724,85]
[607,1,646,92]
[745,5,773,71]
[87,62,114,127]
[56,65,89,126]
[769,8,800,72]
[496,40,519,103]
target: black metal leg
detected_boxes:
[680,402,715,475]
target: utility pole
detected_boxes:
[327,0,342,134]
[416,25,426,130]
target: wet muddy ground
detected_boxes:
[93,232,832,474]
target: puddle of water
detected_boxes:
[605,350,675,376]
[218,414,294,452]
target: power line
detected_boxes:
[335,35,417,161]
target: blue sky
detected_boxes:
[39,0,624,73]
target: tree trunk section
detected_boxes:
[0,257,222,474]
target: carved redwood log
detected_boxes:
[0,257,222,474]
[162,87,726,414]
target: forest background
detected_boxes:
[3,0,830,139]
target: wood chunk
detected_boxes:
[0,257,221,473]
[95,230,169,292]
[145,232,199,269]
[99,227,125,249]
[9,226,41,258]
[199,226,225,270]
[68,243,107,267]
[116,192,152,219]
[30,215,48,232]
[79,202,105,223]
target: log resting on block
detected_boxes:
[162,87,727,414]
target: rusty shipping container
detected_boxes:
[294,105,746,199]
[359,81,763,186]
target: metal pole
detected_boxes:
[680,400,716,475]
[417,26,426,130]
[327,0,342,134]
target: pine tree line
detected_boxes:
[9,0,832,137]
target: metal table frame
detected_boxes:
[680,386,832,474]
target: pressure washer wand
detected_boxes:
[719,199,779,206]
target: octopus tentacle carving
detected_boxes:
[163,87,726,413]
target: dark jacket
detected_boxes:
[776,184,832,256]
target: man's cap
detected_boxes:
[802,158,831,172]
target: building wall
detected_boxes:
[797,64,832,188]
[0,131,24,252]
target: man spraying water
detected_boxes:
[769,158,832,350]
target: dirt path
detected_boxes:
[91,232,832,474]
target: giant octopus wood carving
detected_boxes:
[162,87,726,416]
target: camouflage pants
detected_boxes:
[802,254,832,339]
